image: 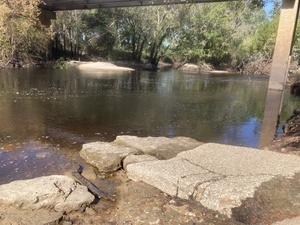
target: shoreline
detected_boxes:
[2,136,300,225]
[68,61,135,72]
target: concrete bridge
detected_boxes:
[39,0,228,26]
[41,0,227,11]
[40,0,300,148]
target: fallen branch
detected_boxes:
[72,165,115,202]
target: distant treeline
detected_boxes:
[1,0,299,71]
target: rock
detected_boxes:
[127,143,300,217]
[85,206,97,216]
[114,136,202,159]
[0,175,94,213]
[123,154,158,171]
[80,142,141,173]
[81,165,97,180]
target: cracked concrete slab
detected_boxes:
[127,157,221,199]
[127,143,300,217]
[177,143,300,177]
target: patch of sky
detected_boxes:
[264,0,282,18]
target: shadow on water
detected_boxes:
[2,67,296,183]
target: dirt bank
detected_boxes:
[266,109,300,155]
[59,170,242,225]
[2,141,300,224]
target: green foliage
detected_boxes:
[0,0,50,66]
[0,0,284,69]
[253,17,279,58]
[166,1,268,68]
[235,0,280,62]
[51,0,283,70]
[53,9,119,57]
[115,8,150,61]
[292,11,300,62]
[53,57,68,69]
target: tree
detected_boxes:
[0,0,50,67]
[53,10,86,56]
[166,1,267,68]
[50,0,276,70]
[115,5,189,66]
[236,0,280,62]
[116,8,149,61]
[82,9,119,57]
[53,9,119,58]
[147,5,190,66]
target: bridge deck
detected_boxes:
[42,0,228,11]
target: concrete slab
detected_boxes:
[114,135,203,159]
[177,143,300,177]
[123,154,157,171]
[80,142,141,173]
[127,143,300,217]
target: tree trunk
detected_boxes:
[137,39,146,62]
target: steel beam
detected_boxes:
[259,0,299,148]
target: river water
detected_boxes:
[0,68,299,184]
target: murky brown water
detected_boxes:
[0,67,299,184]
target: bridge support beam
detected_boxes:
[39,9,56,59]
[259,0,299,148]
[39,9,56,27]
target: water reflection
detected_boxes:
[0,141,77,185]
[0,68,275,183]
[0,68,271,146]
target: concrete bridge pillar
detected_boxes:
[39,9,56,27]
[39,9,56,59]
[259,0,299,148]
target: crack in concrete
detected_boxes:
[180,158,224,176]
[189,176,226,200]
[181,172,210,179]
[177,157,278,202]
[175,179,180,198]
[180,158,278,178]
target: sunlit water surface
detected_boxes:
[0,68,299,184]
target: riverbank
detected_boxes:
[64,59,271,75]
[0,57,270,75]
[2,135,300,224]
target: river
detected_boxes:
[0,67,299,184]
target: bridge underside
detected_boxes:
[42,0,226,11]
